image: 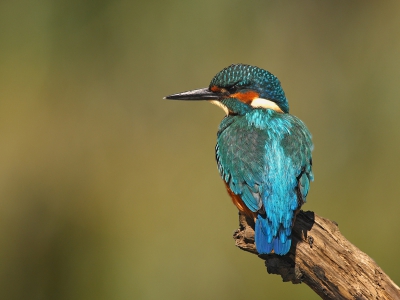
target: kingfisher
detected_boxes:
[165,64,313,255]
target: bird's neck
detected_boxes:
[218,109,284,135]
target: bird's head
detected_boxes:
[165,64,289,115]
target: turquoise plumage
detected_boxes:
[165,64,313,255]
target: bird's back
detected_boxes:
[216,108,313,255]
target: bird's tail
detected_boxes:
[255,215,291,255]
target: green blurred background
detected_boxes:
[1,1,400,299]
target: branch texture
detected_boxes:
[233,211,400,299]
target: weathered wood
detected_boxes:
[233,211,400,299]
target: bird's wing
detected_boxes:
[216,118,267,213]
[279,115,314,205]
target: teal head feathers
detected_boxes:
[166,64,289,115]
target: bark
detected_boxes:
[233,211,400,300]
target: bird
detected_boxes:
[165,64,313,255]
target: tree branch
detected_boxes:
[233,211,400,299]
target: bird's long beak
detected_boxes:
[164,88,221,101]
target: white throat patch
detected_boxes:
[209,100,229,115]
[250,98,283,113]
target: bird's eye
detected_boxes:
[227,83,241,94]
[227,86,237,94]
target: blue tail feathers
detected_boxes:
[255,215,292,255]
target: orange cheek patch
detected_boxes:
[230,91,259,104]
